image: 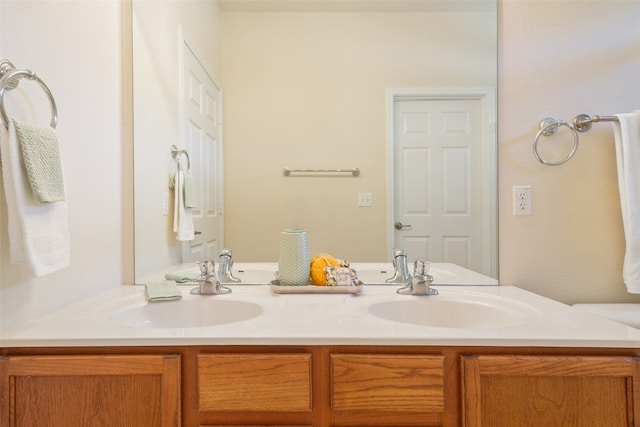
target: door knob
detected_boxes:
[394,222,411,230]
[194,230,202,235]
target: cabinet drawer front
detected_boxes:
[331,354,445,412]
[198,353,312,412]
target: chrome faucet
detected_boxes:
[385,249,412,284]
[191,259,232,295]
[217,248,241,284]
[397,259,439,296]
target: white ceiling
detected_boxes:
[217,0,495,13]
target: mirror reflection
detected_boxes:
[133,0,498,283]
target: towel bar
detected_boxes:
[282,167,360,177]
[0,59,58,129]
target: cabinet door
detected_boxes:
[462,355,640,427]
[0,354,180,427]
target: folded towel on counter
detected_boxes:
[165,268,200,283]
[145,280,182,302]
[613,111,640,294]
[0,119,70,276]
[13,119,65,203]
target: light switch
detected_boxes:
[358,192,372,207]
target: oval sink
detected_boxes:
[113,299,263,328]
[368,299,527,329]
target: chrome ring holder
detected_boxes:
[171,144,191,173]
[0,59,58,128]
[532,118,579,166]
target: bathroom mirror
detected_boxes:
[133,0,498,283]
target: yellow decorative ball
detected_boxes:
[309,253,348,286]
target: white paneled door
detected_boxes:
[181,40,223,263]
[392,95,492,274]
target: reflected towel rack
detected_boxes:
[171,144,191,173]
[282,167,360,177]
[0,59,58,129]
[533,113,619,166]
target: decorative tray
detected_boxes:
[269,280,364,294]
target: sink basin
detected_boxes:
[112,299,263,328]
[368,299,528,329]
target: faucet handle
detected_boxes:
[396,258,438,296]
[413,259,430,277]
[199,259,215,278]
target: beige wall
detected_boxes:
[0,0,128,328]
[499,0,640,304]
[1,1,639,330]
[221,10,496,262]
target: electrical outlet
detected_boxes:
[358,192,372,207]
[513,186,532,215]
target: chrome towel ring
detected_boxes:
[0,59,58,129]
[532,114,620,166]
[171,144,191,173]
[533,118,579,166]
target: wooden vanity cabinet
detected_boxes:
[461,355,640,426]
[0,354,180,427]
[2,346,639,427]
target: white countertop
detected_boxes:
[2,276,639,348]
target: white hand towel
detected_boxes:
[0,119,70,276]
[613,111,640,294]
[172,166,194,241]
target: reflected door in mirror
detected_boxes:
[393,92,495,277]
[181,41,223,262]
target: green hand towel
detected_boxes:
[184,172,196,208]
[168,170,196,209]
[165,268,200,283]
[14,119,65,203]
[145,280,182,302]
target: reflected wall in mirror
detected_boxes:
[134,0,498,283]
[133,1,222,279]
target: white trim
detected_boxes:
[385,88,497,277]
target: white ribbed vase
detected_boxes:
[278,229,310,286]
